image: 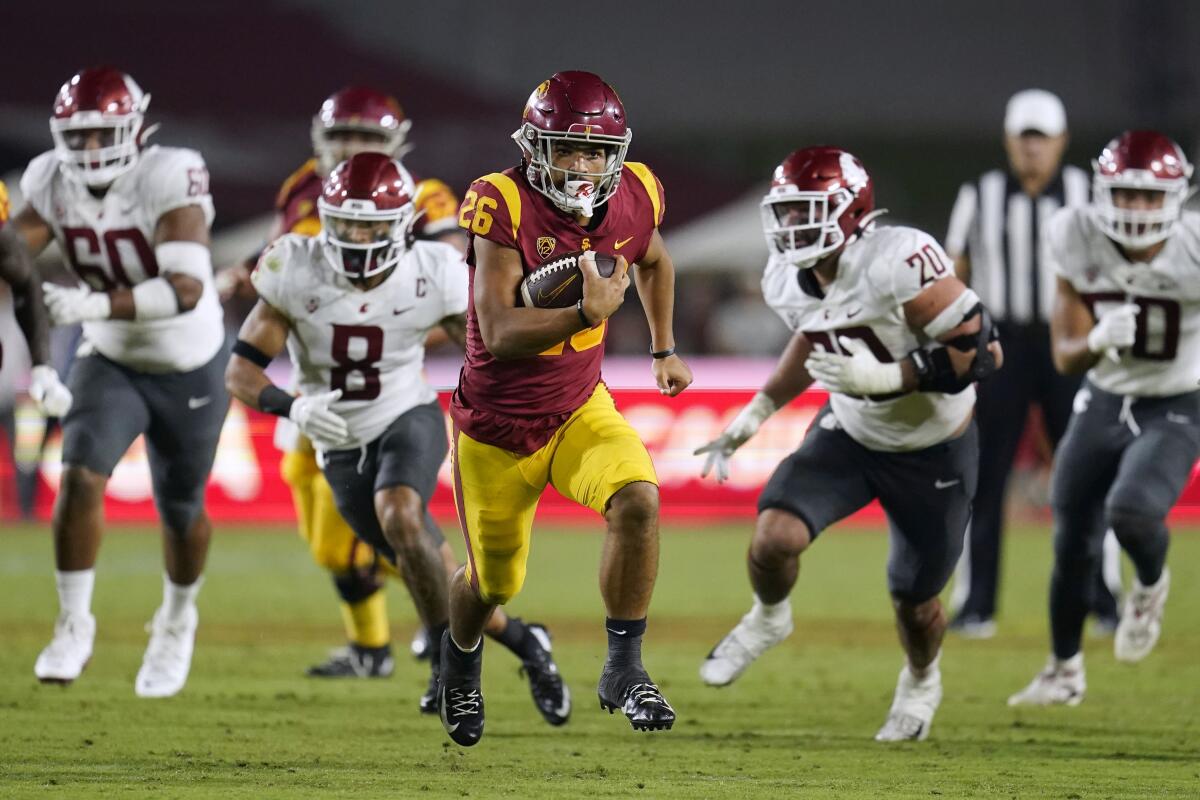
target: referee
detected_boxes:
[945,89,1120,637]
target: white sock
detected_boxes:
[56,569,95,618]
[909,652,941,682]
[1056,652,1083,672]
[753,596,792,624]
[162,574,203,625]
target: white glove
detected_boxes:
[1087,303,1138,360]
[694,391,778,483]
[289,389,351,450]
[804,336,903,396]
[28,365,73,417]
[42,282,111,325]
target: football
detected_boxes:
[519,250,619,309]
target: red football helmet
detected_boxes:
[1092,130,1193,249]
[512,71,632,216]
[312,86,412,175]
[50,67,151,187]
[317,153,415,280]
[761,147,877,268]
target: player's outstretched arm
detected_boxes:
[694,332,816,482]
[226,299,351,449]
[474,237,626,359]
[635,230,692,397]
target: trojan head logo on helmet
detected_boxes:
[312,86,413,175]
[761,147,878,269]
[51,66,152,188]
[512,70,632,217]
[317,153,416,281]
[1092,130,1193,250]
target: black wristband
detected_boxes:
[651,346,676,359]
[233,338,273,369]
[576,299,594,329]
[258,385,295,418]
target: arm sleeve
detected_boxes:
[944,182,977,258]
[144,148,215,227]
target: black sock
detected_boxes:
[604,617,647,670]
[490,616,534,660]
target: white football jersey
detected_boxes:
[20,146,222,373]
[1049,207,1200,397]
[251,235,468,449]
[763,225,976,452]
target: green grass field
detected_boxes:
[1,522,1198,798]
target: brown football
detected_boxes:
[519,251,618,309]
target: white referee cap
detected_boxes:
[1004,89,1067,137]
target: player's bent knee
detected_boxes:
[156,493,206,537]
[1105,507,1166,545]
[58,465,107,504]
[605,481,659,531]
[753,508,812,562]
[376,491,426,552]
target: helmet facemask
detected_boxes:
[1092,171,1190,250]
[317,197,414,281]
[761,187,853,269]
[51,95,150,187]
[513,123,631,217]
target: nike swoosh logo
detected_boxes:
[614,236,635,250]
[392,306,415,316]
[439,687,460,733]
[934,479,960,489]
[846,307,862,319]
[606,628,627,636]
[555,685,572,717]
[188,396,212,410]
[538,273,579,304]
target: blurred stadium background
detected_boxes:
[2,2,1200,796]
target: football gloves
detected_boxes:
[694,391,778,483]
[805,336,903,396]
[1087,303,1139,361]
[42,283,112,325]
[289,389,351,450]
[28,365,73,417]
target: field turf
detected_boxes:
[1,522,1198,798]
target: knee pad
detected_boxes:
[156,491,204,535]
[333,569,383,605]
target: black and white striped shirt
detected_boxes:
[945,165,1089,324]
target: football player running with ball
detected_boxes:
[1009,132,1200,706]
[442,71,692,746]
[697,147,1003,742]
[226,153,569,722]
[17,67,228,698]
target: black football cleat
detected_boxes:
[438,631,485,747]
[597,665,675,732]
[518,623,571,726]
[418,650,441,715]
[306,643,394,679]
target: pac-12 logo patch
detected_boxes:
[537,236,556,259]
[305,297,320,313]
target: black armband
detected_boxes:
[233,338,273,369]
[651,346,676,359]
[575,299,594,329]
[258,385,295,418]
[941,303,1000,381]
[908,347,972,394]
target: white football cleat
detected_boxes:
[1114,567,1169,663]
[875,662,942,742]
[34,612,96,684]
[1007,655,1085,707]
[700,599,793,687]
[135,606,198,698]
